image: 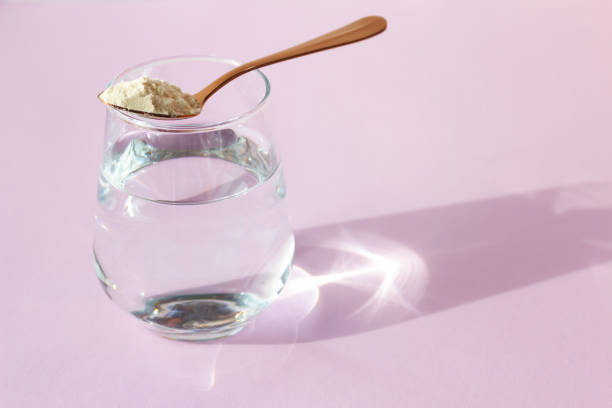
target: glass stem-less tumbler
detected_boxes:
[93,56,294,341]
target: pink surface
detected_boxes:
[2,0,612,406]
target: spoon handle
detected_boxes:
[193,16,387,105]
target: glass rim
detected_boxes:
[106,55,271,132]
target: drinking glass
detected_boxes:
[93,56,294,341]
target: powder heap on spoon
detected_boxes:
[99,76,201,117]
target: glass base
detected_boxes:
[132,293,267,342]
[140,319,248,342]
[94,252,292,342]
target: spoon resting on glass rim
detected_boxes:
[97,16,387,119]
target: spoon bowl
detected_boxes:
[96,92,199,120]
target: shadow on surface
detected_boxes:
[227,183,612,344]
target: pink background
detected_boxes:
[2,0,612,406]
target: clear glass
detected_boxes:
[93,56,294,341]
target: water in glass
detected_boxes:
[94,126,294,341]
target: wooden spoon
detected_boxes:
[99,16,387,119]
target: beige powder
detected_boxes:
[100,76,201,117]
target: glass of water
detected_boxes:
[93,56,294,341]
